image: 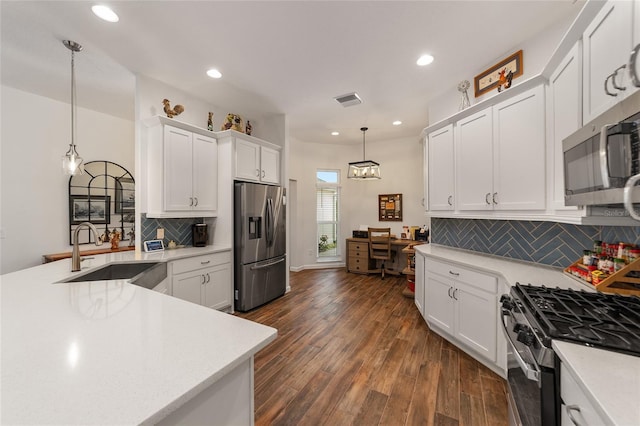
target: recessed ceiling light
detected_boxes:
[331,131,340,136]
[417,54,434,66]
[206,68,222,79]
[393,121,402,126]
[92,5,119,22]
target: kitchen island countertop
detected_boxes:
[1,246,277,425]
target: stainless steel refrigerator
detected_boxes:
[234,181,286,312]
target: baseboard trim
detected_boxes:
[290,262,345,272]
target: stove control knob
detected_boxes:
[500,295,514,310]
[513,323,526,333]
[517,327,535,346]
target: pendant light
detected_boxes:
[348,127,381,180]
[61,40,84,175]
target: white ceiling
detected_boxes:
[1,1,583,145]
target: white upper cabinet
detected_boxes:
[582,0,635,123]
[547,42,583,211]
[493,85,546,211]
[456,108,494,211]
[427,124,455,211]
[233,136,280,185]
[143,117,218,218]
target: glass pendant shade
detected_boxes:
[348,127,381,180]
[62,40,84,176]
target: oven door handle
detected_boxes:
[501,311,540,382]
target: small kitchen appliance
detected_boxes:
[192,223,208,247]
[500,283,640,426]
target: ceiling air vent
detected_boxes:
[334,92,362,107]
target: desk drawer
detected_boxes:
[349,257,370,272]
[348,242,368,252]
[349,248,369,259]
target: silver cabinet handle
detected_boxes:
[256,169,260,177]
[566,405,585,426]
[206,273,210,283]
[604,74,618,97]
[485,193,491,205]
[612,65,627,91]
[448,287,453,298]
[630,43,640,88]
[492,192,498,205]
[449,270,459,276]
[201,260,211,265]
[447,195,453,206]
[190,197,194,206]
[262,170,266,178]
[194,197,198,207]
[201,274,205,285]
[452,288,458,300]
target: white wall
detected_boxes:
[0,85,134,274]
[428,9,579,125]
[289,135,424,269]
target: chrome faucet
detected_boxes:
[71,222,103,272]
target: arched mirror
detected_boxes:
[68,161,135,245]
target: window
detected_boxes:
[317,170,340,261]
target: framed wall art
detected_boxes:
[474,50,523,97]
[69,195,111,225]
[378,194,402,221]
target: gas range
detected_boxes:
[505,283,640,358]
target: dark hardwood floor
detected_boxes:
[236,268,508,426]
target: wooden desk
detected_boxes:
[346,237,424,275]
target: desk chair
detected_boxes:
[368,227,393,279]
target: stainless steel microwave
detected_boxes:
[563,90,640,206]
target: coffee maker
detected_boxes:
[192,223,208,247]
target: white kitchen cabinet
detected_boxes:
[582,0,636,124]
[547,41,583,212]
[424,258,498,363]
[143,117,218,218]
[234,136,281,185]
[455,85,546,212]
[170,251,232,312]
[427,124,455,211]
[414,251,425,316]
[455,107,494,211]
[560,363,607,426]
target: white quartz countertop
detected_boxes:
[415,244,638,425]
[553,341,640,426]
[415,244,592,291]
[1,246,277,425]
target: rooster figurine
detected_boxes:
[162,99,185,118]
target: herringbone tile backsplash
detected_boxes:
[141,214,203,246]
[432,218,640,268]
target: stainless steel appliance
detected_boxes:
[192,223,208,247]
[234,181,286,312]
[500,284,640,426]
[563,90,640,207]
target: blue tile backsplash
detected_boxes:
[431,218,640,268]
[141,214,204,246]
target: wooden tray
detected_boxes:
[564,256,640,296]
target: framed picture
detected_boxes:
[115,177,135,214]
[70,195,111,225]
[378,194,402,221]
[474,50,523,97]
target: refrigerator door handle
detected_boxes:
[250,257,286,270]
[266,198,274,246]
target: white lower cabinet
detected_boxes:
[414,251,425,316]
[170,251,232,311]
[560,363,607,426]
[424,257,498,364]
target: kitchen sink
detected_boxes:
[58,262,167,290]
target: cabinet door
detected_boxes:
[414,252,425,317]
[493,85,546,211]
[172,271,204,305]
[260,146,280,184]
[192,133,217,213]
[582,0,634,123]
[456,108,493,211]
[235,139,261,182]
[454,280,497,362]
[428,125,455,211]
[203,263,232,311]
[548,42,582,211]
[164,125,193,211]
[425,272,455,335]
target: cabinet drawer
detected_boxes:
[348,249,369,258]
[349,260,369,272]
[172,251,231,275]
[425,258,497,294]
[348,242,368,252]
[560,364,607,425]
